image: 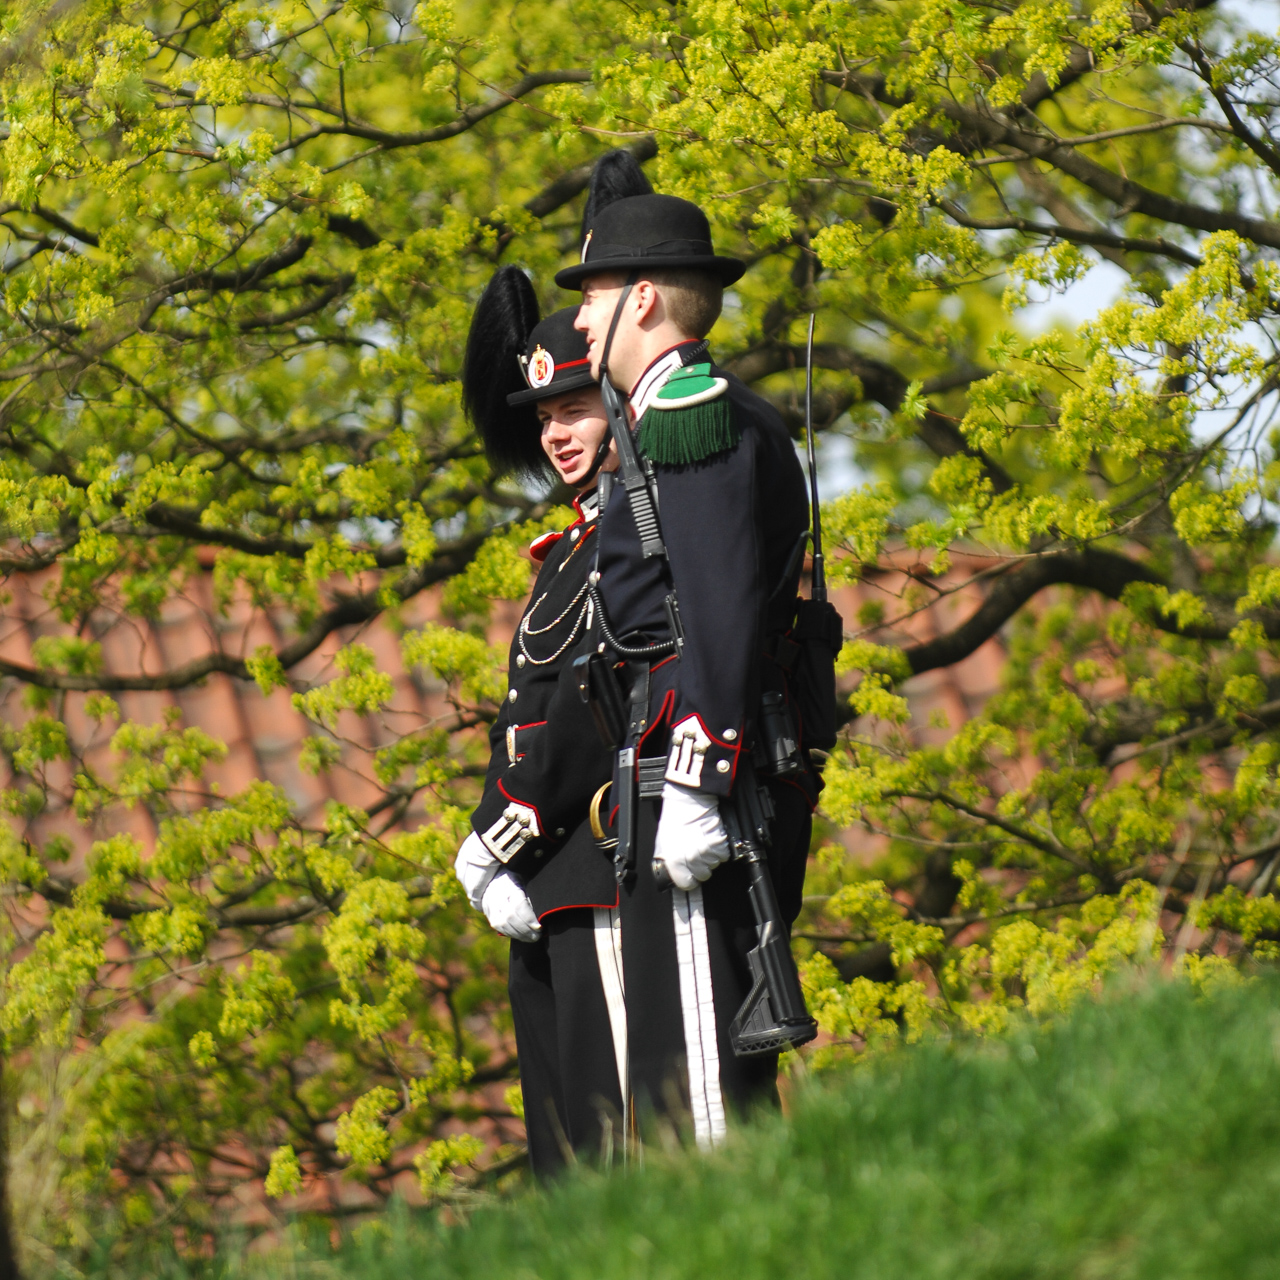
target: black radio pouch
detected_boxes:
[789,597,845,752]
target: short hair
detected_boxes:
[644,269,723,339]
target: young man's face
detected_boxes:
[536,386,612,487]
[574,274,629,380]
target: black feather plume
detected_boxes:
[462,266,548,478]
[580,149,655,245]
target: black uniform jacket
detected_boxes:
[475,346,817,861]
[470,495,617,918]
[596,351,811,797]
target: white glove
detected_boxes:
[481,870,542,943]
[454,831,500,911]
[654,782,731,890]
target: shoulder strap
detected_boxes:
[598,272,667,561]
[593,274,684,657]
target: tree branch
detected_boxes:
[140,501,416,569]
[892,788,1079,864]
[523,136,658,219]
[167,235,315,295]
[1180,36,1280,179]
[0,531,488,691]
[822,11,1280,252]
[935,96,1280,250]
[0,0,86,74]
[938,199,1201,268]
[901,547,1274,678]
[728,341,1011,492]
[0,202,100,248]
[269,70,591,156]
[236,277,353,330]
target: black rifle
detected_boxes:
[721,317,825,1054]
[650,760,817,1055]
[724,762,818,1056]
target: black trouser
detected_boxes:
[619,781,811,1148]
[508,906,626,1179]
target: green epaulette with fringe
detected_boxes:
[636,363,739,466]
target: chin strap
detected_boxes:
[568,273,641,492]
[586,271,683,654]
[599,271,639,388]
[595,273,668,561]
[577,431,614,489]
[596,271,640,487]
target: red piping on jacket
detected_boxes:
[536,891,619,921]
[496,780,545,834]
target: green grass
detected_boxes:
[149,977,1280,1278]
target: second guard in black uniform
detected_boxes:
[452,267,630,1176]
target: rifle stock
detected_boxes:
[723,769,818,1056]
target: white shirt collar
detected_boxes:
[576,489,599,521]
[629,346,691,420]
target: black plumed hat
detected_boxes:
[579,149,654,246]
[507,307,596,406]
[462,267,546,477]
[463,268,601,477]
[556,193,745,290]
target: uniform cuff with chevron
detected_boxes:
[480,800,541,863]
[665,715,741,793]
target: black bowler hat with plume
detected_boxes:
[462,151,656,476]
[555,154,744,290]
[462,276,599,477]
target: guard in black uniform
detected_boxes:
[557,190,819,1147]
[451,158,655,1177]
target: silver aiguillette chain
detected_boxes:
[517,582,592,666]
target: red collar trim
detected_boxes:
[528,530,562,562]
[530,495,599,562]
[571,491,601,523]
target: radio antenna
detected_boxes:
[804,313,826,602]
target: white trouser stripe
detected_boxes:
[672,886,726,1148]
[592,906,628,1103]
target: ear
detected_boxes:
[632,279,662,326]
